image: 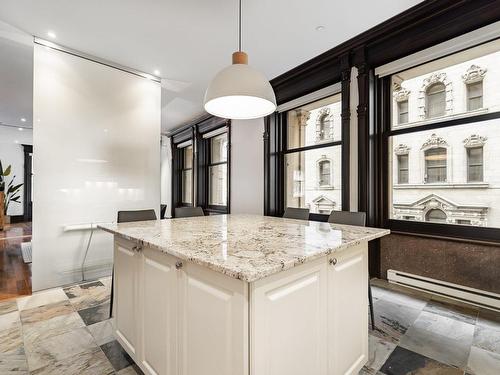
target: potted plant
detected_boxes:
[0,160,23,229]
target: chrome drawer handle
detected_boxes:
[329,258,337,266]
[175,261,183,269]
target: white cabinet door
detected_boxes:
[140,248,178,375]
[327,243,369,375]
[178,261,248,375]
[114,237,140,358]
[251,257,328,375]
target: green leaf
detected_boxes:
[7,183,23,194]
[2,165,11,176]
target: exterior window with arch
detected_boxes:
[425,147,447,183]
[387,38,500,235]
[318,159,332,187]
[284,93,343,216]
[426,209,447,223]
[316,109,333,142]
[426,82,446,118]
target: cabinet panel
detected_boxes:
[251,258,328,375]
[114,239,139,356]
[328,243,368,375]
[141,248,178,375]
[179,262,247,375]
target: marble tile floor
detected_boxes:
[0,276,499,374]
[363,279,500,375]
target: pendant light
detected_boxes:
[204,0,277,119]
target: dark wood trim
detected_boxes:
[270,0,500,105]
[356,47,369,215]
[340,53,351,211]
[22,144,33,222]
[9,215,25,224]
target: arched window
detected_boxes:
[425,147,446,183]
[426,82,446,118]
[318,160,331,187]
[426,209,447,223]
[316,112,332,142]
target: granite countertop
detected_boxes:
[99,214,390,282]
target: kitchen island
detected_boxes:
[99,214,389,375]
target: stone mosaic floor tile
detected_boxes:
[22,312,85,344]
[0,300,18,316]
[24,327,98,372]
[29,347,114,375]
[466,346,500,375]
[399,311,474,368]
[0,326,24,355]
[379,346,463,375]
[16,288,68,312]
[424,298,478,325]
[78,302,110,326]
[0,310,21,331]
[100,340,134,372]
[64,281,110,311]
[472,324,500,354]
[0,353,29,374]
[87,318,114,346]
[19,300,74,325]
[116,364,144,375]
[477,308,500,331]
[371,299,421,343]
[362,334,397,374]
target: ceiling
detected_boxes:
[0,0,422,133]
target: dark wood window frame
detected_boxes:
[171,116,231,216]
[379,73,500,244]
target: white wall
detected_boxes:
[0,125,32,216]
[33,45,161,290]
[161,134,172,217]
[230,118,264,214]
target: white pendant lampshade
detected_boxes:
[204,51,276,119]
[204,0,276,120]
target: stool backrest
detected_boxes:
[283,207,310,220]
[328,211,366,227]
[117,209,157,223]
[175,207,205,218]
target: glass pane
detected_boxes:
[211,133,228,163]
[182,170,192,204]
[389,119,500,228]
[209,164,227,206]
[183,145,193,169]
[287,93,342,149]
[285,145,341,214]
[391,38,500,129]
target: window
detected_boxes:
[284,94,343,215]
[181,145,193,204]
[208,133,228,207]
[398,100,409,124]
[467,146,483,182]
[467,81,483,111]
[386,38,500,235]
[318,159,331,187]
[426,83,446,118]
[171,118,230,214]
[426,209,447,223]
[425,147,447,183]
[397,154,409,184]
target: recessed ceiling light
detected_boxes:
[18,128,24,131]
[315,25,325,31]
[21,117,26,122]
[47,30,56,39]
[14,140,19,144]
[154,69,160,76]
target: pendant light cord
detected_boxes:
[238,0,242,51]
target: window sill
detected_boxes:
[394,182,489,189]
[393,108,489,130]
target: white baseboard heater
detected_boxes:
[387,269,500,311]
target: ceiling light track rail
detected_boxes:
[33,37,161,83]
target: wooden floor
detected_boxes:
[0,222,32,300]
